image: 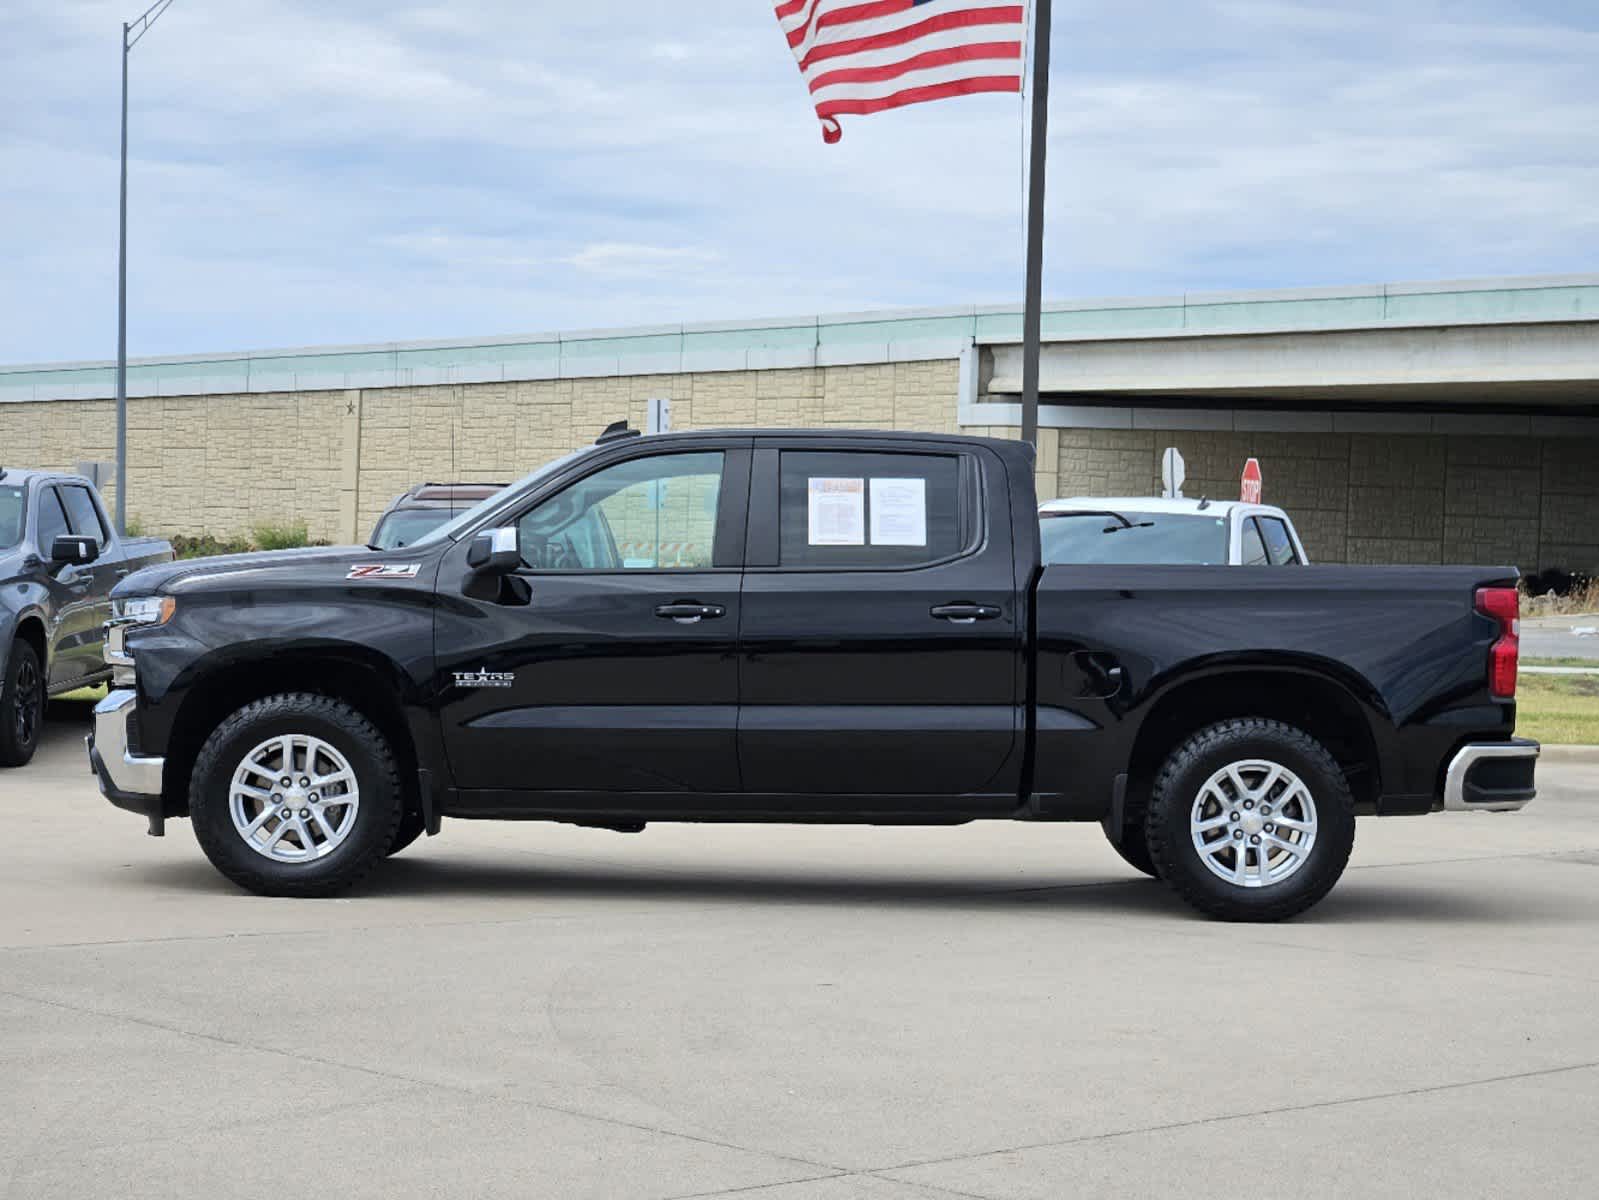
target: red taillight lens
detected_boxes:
[1475,586,1519,700]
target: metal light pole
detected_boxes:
[116,0,177,534]
[1019,0,1051,449]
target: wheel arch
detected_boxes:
[1125,661,1389,821]
[11,612,47,667]
[161,643,425,819]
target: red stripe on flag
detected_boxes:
[799,5,1024,70]
[775,0,808,16]
[807,40,1020,91]
[814,73,1022,118]
[786,0,915,49]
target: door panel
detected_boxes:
[736,443,1023,801]
[436,442,749,798]
[440,572,742,792]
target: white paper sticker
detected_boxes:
[869,477,927,546]
[807,477,865,545]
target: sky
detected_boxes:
[2,0,1596,364]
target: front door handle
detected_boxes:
[930,603,1002,624]
[655,602,726,624]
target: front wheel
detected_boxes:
[1145,719,1356,921]
[0,640,44,768]
[189,694,402,897]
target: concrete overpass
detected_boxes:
[1,273,1596,570]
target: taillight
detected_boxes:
[1475,586,1519,700]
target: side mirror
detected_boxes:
[467,527,521,574]
[51,535,99,566]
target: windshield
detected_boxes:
[371,508,461,550]
[1041,511,1230,565]
[403,447,591,549]
[0,484,24,551]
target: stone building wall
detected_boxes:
[2,357,1595,572]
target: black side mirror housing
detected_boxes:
[51,535,99,566]
[467,527,521,574]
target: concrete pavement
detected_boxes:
[1523,614,1599,661]
[4,702,1599,1199]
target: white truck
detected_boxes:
[1039,496,1309,567]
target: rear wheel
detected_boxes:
[0,640,44,768]
[1146,718,1355,921]
[189,694,401,897]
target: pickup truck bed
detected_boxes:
[88,428,1537,920]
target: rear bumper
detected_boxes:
[1442,738,1540,813]
[86,688,167,836]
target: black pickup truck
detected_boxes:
[89,427,1538,920]
[1,468,173,765]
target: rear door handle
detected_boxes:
[930,603,1001,624]
[655,602,726,624]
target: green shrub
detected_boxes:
[125,515,148,537]
[251,520,311,551]
[172,533,254,560]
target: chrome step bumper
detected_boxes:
[1443,739,1540,812]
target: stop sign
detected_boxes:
[1240,458,1263,503]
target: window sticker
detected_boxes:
[807,477,865,545]
[868,478,927,546]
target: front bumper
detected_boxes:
[1442,738,1540,812]
[86,688,167,836]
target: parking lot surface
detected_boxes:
[5,703,1599,1200]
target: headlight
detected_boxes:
[106,596,177,679]
[115,596,177,626]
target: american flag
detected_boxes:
[773,0,1027,143]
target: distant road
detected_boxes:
[1524,616,1599,662]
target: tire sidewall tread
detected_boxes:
[1145,717,1356,922]
[0,639,42,768]
[189,693,401,897]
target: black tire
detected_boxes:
[189,694,402,897]
[0,640,44,768]
[1105,819,1158,878]
[387,808,426,857]
[1146,718,1356,922]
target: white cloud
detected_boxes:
[1,0,1595,362]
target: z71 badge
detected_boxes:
[453,668,515,689]
[347,563,421,580]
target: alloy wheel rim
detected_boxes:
[1190,758,1318,889]
[228,734,360,862]
[14,659,40,744]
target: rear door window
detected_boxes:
[777,450,966,569]
[1239,517,1269,566]
[1256,517,1300,565]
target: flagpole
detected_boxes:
[1019,0,1051,448]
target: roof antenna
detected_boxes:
[596,420,642,445]
[1196,496,1211,510]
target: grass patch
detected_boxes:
[56,684,108,703]
[1517,674,1599,745]
[1523,656,1599,670]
